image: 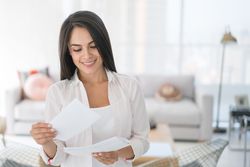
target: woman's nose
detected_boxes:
[80,48,91,58]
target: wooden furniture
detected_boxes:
[149,124,175,150]
[133,124,175,166]
[0,117,6,147]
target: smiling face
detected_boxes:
[68,26,104,77]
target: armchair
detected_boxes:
[136,75,214,141]
[5,72,59,134]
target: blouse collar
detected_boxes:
[71,68,114,85]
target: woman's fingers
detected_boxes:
[93,155,113,165]
[32,127,56,135]
[32,122,51,129]
[30,122,57,145]
[33,132,56,140]
[92,152,118,165]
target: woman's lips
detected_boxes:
[81,60,96,67]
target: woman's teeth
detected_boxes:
[83,61,95,65]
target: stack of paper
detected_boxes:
[50,99,101,141]
[144,142,173,157]
[64,137,129,156]
[49,99,129,156]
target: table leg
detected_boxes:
[229,111,232,149]
[243,116,247,167]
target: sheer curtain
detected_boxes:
[77,0,250,84]
[78,0,250,123]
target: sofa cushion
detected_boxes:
[17,67,50,99]
[155,83,182,101]
[136,75,194,99]
[14,99,45,121]
[23,73,53,101]
[145,98,201,126]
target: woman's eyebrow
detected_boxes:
[69,44,81,47]
[89,41,95,45]
[69,41,94,47]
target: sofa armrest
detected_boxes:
[195,91,213,140]
[5,86,22,134]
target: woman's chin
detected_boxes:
[77,62,104,75]
[79,66,97,75]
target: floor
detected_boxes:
[2,130,249,167]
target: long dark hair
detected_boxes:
[59,11,117,80]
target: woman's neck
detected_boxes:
[78,68,108,85]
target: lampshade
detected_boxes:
[221,31,237,44]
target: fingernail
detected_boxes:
[98,153,102,156]
[48,124,52,128]
[50,128,55,132]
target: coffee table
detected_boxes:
[133,124,175,166]
[149,124,175,150]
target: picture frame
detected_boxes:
[234,95,249,107]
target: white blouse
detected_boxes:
[40,70,150,167]
[92,105,115,167]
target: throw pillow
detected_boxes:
[0,141,55,167]
[0,158,33,167]
[17,67,50,99]
[23,73,53,101]
[155,83,182,101]
[181,160,202,167]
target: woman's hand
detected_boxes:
[30,122,57,146]
[92,151,119,165]
[92,145,134,165]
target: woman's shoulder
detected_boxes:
[112,72,137,83]
[111,72,140,89]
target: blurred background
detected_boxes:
[0,0,250,124]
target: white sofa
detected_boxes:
[136,75,213,141]
[5,73,60,135]
[5,73,213,141]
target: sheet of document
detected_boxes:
[64,137,129,156]
[144,142,173,157]
[50,99,101,141]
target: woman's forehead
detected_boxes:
[69,27,94,45]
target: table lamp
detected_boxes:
[214,28,237,133]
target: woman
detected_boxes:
[30,11,149,167]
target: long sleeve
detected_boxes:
[128,79,150,159]
[40,85,68,166]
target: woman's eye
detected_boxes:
[73,48,82,52]
[90,45,97,49]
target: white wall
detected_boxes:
[0,0,64,115]
[0,0,249,123]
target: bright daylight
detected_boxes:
[0,0,249,167]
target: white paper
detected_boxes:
[50,99,101,141]
[64,137,129,156]
[144,142,173,157]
